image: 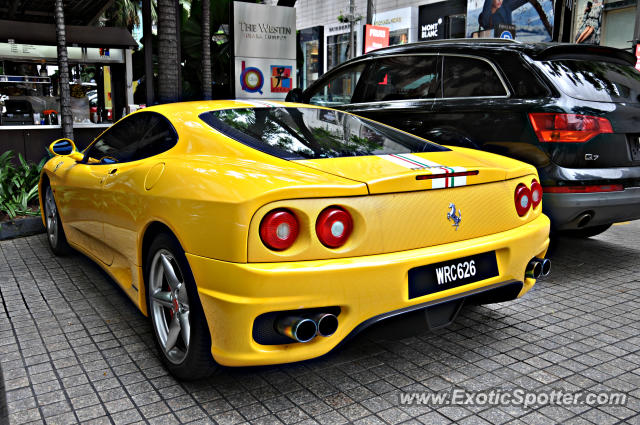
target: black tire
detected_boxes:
[145,232,218,380]
[560,224,613,239]
[42,184,71,256]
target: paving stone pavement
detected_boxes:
[1,221,640,425]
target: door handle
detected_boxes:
[109,168,118,175]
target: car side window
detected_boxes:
[442,56,507,98]
[307,63,366,107]
[360,56,440,102]
[84,112,178,164]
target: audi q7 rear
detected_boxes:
[295,41,640,236]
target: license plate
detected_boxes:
[408,251,499,299]
[630,136,640,161]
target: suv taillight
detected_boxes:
[528,113,613,143]
[260,209,299,251]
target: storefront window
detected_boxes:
[0,44,127,127]
[601,5,636,50]
[373,7,416,46]
[327,33,357,71]
[389,29,409,46]
[299,27,322,90]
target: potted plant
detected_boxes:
[0,151,47,240]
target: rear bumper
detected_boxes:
[543,187,640,230]
[187,214,550,367]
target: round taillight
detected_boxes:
[530,179,543,208]
[514,183,532,217]
[316,206,353,248]
[259,209,299,251]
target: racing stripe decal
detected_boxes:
[378,154,467,188]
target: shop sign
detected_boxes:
[372,8,413,32]
[364,25,389,53]
[420,18,444,40]
[418,0,465,41]
[234,1,296,60]
[85,48,125,63]
[0,43,124,63]
[325,23,351,36]
[0,42,80,61]
[233,1,296,99]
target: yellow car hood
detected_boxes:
[294,147,535,194]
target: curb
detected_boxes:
[0,216,45,241]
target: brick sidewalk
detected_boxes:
[1,222,639,424]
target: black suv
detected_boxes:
[287,40,640,237]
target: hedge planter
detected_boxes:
[0,216,45,241]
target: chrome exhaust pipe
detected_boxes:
[526,257,551,279]
[275,316,317,343]
[575,212,593,228]
[312,313,338,337]
[538,258,551,277]
[525,258,543,279]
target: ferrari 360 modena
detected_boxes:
[39,100,550,379]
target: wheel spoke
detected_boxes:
[160,254,181,291]
[165,316,181,351]
[179,310,190,347]
[152,291,173,308]
[46,193,56,214]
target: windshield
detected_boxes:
[199,107,448,160]
[537,60,640,103]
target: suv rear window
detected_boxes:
[200,107,448,160]
[537,60,640,103]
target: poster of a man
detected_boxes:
[574,1,604,44]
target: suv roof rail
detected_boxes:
[368,38,522,54]
[422,37,522,44]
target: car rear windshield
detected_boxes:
[199,107,448,160]
[537,59,640,103]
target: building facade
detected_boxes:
[294,0,640,89]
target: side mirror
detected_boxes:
[49,138,84,161]
[285,88,304,103]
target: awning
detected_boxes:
[0,19,137,49]
[0,0,114,26]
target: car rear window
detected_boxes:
[537,60,640,103]
[199,107,448,160]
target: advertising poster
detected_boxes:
[234,58,296,96]
[572,0,604,45]
[233,1,296,99]
[364,25,390,53]
[466,0,554,41]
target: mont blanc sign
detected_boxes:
[233,2,296,99]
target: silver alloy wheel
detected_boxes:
[44,187,58,247]
[149,249,191,364]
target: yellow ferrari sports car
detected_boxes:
[39,100,550,380]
